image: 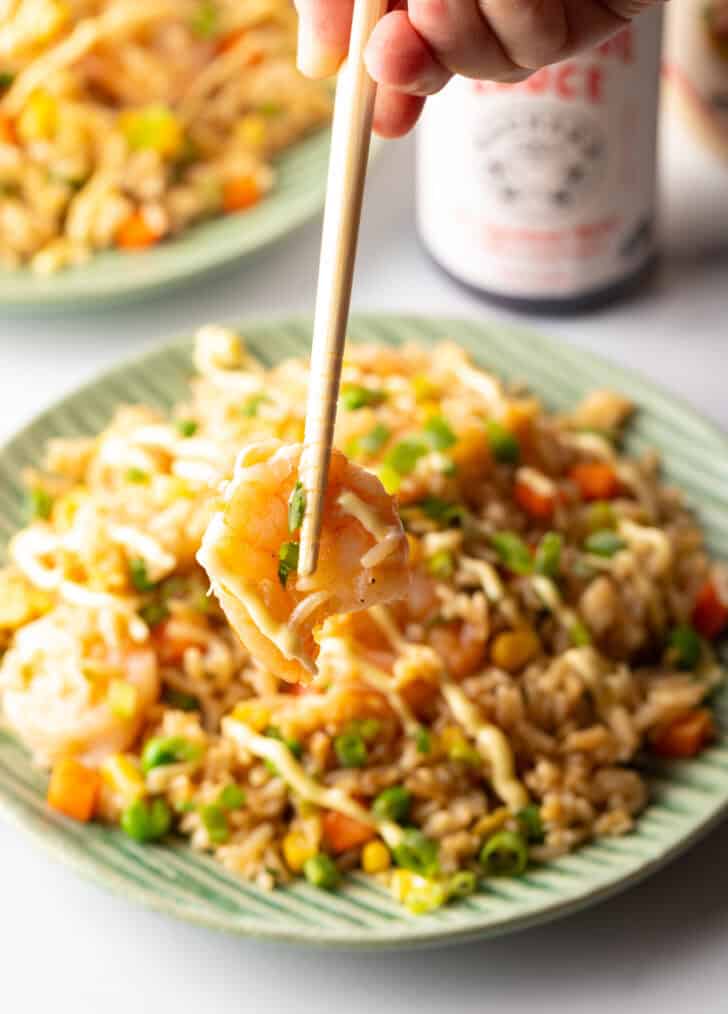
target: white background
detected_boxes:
[1,114,727,1013]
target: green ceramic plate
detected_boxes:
[0,129,331,312]
[2,314,728,949]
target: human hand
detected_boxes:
[294,0,662,136]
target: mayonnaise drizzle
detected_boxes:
[440,682,528,811]
[337,491,393,541]
[223,718,404,848]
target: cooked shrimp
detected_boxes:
[197,439,409,683]
[0,608,159,767]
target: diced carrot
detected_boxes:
[569,462,620,501]
[116,210,163,250]
[692,580,728,639]
[514,476,556,520]
[47,757,101,822]
[0,114,16,145]
[652,709,715,758]
[222,175,262,213]
[322,810,375,853]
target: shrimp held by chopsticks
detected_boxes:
[197,440,409,683]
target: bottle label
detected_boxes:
[416,10,662,300]
[664,0,728,163]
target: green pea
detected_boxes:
[583,530,626,558]
[516,804,545,844]
[480,830,528,877]
[125,467,149,484]
[490,532,532,575]
[303,853,341,890]
[121,798,171,843]
[372,786,411,823]
[534,532,563,579]
[163,688,199,711]
[668,624,702,670]
[334,730,368,768]
[218,783,246,811]
[423,415,456,451]
[199,802,230,844]
[141,735,202,773]
[486,420,520,464]
[392,829,439,878]
[175,419,198,437]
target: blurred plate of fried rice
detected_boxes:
[1,314,728,949]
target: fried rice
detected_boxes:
[0,324,724,912]
[0,0,331,273]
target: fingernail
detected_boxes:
[297,22,344,78]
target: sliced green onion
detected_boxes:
[199,802,230,844]
[392,829,439,878]
[491,532,532,575]
[516,804,545,844]
[341,384,385,410]
[163,688,199,711]
[241,393,269,417]
[28,487,53,520]
[175,419,198,437]
[427,549,455,580]
[190,0,218,37]
[569,620,592,647]
[486,420,520,464]
[129,558,154,592]
[583,530,626,558]
[372,785,411,823]
[125,466,149,484]
[303,853,340,890]
[277,541,299,586]
[479,830,528,877]
[534,532,563,579]
[668,624,702,670]
[423,415,456,451]
[120,798,171,843]
[414,727,431,754]
[448,870,478,898]
[404,877,449,914]
[218,783,246,811]
[288,481,306,532]
[416,497,465,526]
[385,439,428,477]
[138,601,170,628]
[334,730,368,768]
[0,72,15,88]
[141,735,202,773]
[358,423,390,457]
[347,718,381,742]
[586,500,616,532]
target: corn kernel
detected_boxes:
[101,754,146,803]
[473,807,510,837]
[236,114,267,148]
[18,91,58,142]
[437,725,465,753]
[361,839,391,874]
[107,679,138,719]
[282,831,317,873]
[390,868,414,902]
[490,628,540,673]
[231,701,270,732]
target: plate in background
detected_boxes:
[1,314,728,949]
[0,130,331,312]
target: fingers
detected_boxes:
[294,0,354,78]
[476,0,568,69]
[365,10,450,94]
[561,0,663,53]
[372,87,426,136]
[407,0,515,79]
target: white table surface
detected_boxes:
[1,126,728,1014]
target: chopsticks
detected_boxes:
[297,0,388,577]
